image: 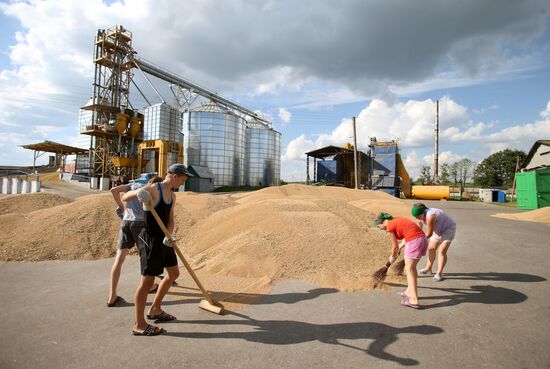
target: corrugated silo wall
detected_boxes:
[184,111,246,187]
[245,127,281,186]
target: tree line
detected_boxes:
[415,149,527,188]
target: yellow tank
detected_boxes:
[116,113,128,134]
[129,116,140,137]
[412,185,450,200]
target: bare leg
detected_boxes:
[405,258,420,305]
[134,275,155,331]
[108,248,128,304]
[436,241,452,276]
[148,265,180,316]
[422,239,439,273]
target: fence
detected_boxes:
[448,186,513,201]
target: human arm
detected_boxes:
[122,183,157,204]
[110,184,130,211]
[387,232,399,263]
[425,214,436,238]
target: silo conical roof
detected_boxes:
[190,102,230,114]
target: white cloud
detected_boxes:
[422,151,466,166]
[31,125,64,136]
[541,100,550,118]
[280,97,550,181]
[282,134,316,161]
[253,67,304,96]
[278,107,291,124]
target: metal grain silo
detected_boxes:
[245,120,281,186]
[184,102,246,187]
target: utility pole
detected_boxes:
[352,116,358,189]
[511,156,520,202]
[434,100,439,182]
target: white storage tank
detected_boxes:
[184,102,246,187]
[245,120,281,187]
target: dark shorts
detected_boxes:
[137,230,178,276]
[117,221,145,249]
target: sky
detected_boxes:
[1,0,550,181]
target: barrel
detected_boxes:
[412,185,450,200]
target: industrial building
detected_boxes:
[305,140,411,198]
[75,25,280,190]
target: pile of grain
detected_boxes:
[493,207,550,224]
[0,193,120,261]
[0,192,72,215]
[0,185,414,306]
[178,185,410,293]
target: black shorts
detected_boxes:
[137,230,178,276]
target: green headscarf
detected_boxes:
[373,212,393,225]
[412,203,428,217]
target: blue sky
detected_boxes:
[1,0,550,181]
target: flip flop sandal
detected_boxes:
[147,311,176,322]
[400,298,420,309]
[107,296,120,307]
[132,324,165,336]
[398,291,409,297]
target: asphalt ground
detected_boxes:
[1,200,549,369]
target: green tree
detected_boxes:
[474,149,526,187]
[420,166,431,184]
[449,162,459,186]
[439,163,450,184]
[457,158,474,185]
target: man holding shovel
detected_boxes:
[123,163,192,336]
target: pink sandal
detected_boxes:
[400,298,420,309]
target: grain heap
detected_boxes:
[492,207,550,224]
[0,185,413,307]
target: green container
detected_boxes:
[516,168,550,209]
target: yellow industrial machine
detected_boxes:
[137,140,183,178]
